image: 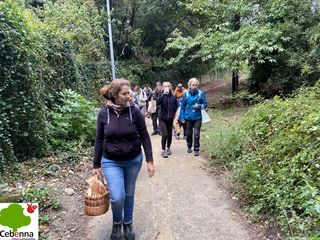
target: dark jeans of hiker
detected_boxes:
[151,112,159,133]
[185,119,202,151]
[159,118,174,150]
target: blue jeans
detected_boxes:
[101,154,142,223]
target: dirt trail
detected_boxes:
[84,120,256,240]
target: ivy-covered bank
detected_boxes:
[0,0,107,173]
[205,83,320,238]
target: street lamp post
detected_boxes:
[106,0,116,79]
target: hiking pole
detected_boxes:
[106,0,116,79]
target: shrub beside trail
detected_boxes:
[205,84,320,238]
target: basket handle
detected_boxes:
[95,169,109,191]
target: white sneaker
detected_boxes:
[161,150,168,158]
[166,149,172,155]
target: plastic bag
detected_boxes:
[174,107,181,122]
[173,107,182,134]
[201,109,211,124]
[147,99,157,113]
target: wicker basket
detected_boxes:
[84,173,110,216]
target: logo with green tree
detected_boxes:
[0,203,31,232]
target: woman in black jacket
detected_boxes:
[92,79,155,240]
[157,81,178,158]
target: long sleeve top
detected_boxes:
[157,92,178,120]
[179,89,208,121]
[93,105,153,168]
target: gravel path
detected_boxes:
[85,120,253,240]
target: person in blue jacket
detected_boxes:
[179,78,207,156]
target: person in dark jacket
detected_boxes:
[179,78,207,156]
[150,82,162,135]
[157,81,178,158]
[92,79,155,240]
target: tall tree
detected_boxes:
[99,0,213,84]
[167,0,320,94]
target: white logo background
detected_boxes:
[0,203,38,240]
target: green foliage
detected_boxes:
[0,0,107,174]
[167,0,320,93]
[49,89,98,149]
[18,187,61,211]
[29,0,109,102]
[0,0,49,169]
[203,108,247,167]
[39,214,50,225]
[106,0,212,85]
[206,84,320,238]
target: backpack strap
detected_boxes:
[186,90,201,101]
[129,105,133,124]
[184,91,189,105]
[107,107,110,125]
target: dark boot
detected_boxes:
[151,131,158,136]
[123,222,135,240]
[110,222,121,240]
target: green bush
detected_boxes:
[206,85,320,238]
[203,109,247,167]
[0,0,107,174]
[0,0,49,169]
[18,186,61,211]
[48,89,98,149]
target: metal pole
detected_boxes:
[106,0,116,79]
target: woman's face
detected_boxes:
[189,81,198,91]
[115,85,130,105]
[162,82,171,91]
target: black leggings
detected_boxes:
[159,118,174,150]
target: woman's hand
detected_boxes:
[194,103,199,109]
[147,162,155,177]
[92,168,100,175]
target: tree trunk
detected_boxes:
[232,13,240,95]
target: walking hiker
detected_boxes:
[143,85,153,118]
[129,87,139,107]
[174,83,186,104]
[133,85,148,117]
[179,78,208,156]
[150,82,162,135]
[157,82,178,158]
[92,79,155,240]
[174,83,187,140]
